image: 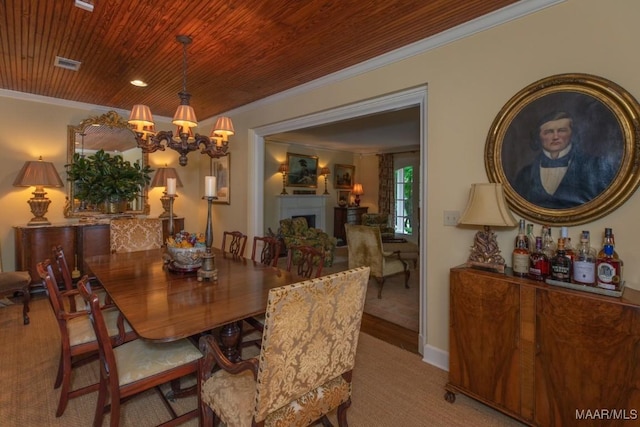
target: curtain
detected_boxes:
[378,154,394,225]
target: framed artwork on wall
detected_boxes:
[485,73,640,225]
[334,164,355,189]
[337,190,350,207]
[210,154,230,204]
[286,153,318,188]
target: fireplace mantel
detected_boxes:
[277,195,330,231]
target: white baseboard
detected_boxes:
[422,344,449,371]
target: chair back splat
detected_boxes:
[251,235,280,267]
[199,267,370,427]
[221,231,248,258]
[286,244,324,278]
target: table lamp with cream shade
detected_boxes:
[352,183,364,207]
[13,156,64,226]
[150,166,183,218]
[457,183,517,273]
[319,166,331,195]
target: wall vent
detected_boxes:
[54,56,82,71]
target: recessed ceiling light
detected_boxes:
[130,80,148,87]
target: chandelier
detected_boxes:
[128,35,234,167]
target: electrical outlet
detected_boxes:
[443,210,460,226]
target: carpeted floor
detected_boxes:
[308,246,420,332]
[0,297,524,426]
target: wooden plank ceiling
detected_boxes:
[0,0,517,120]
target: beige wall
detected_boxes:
[1,0,638,358]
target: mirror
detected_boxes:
[64,111,150,218]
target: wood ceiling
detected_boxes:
[1,0,517,120]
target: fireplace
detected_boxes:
[277,195,328,232]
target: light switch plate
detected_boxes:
[443,210,460,226]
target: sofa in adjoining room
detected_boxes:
[361,213,396,240]
[277,217,337,266]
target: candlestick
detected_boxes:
[197,195,218,282]
[168,194,175,237]
[205,176,216,198]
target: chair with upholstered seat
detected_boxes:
[36,260,136,417]
[77,276,202,427]
[199,266,370,427]
[0,241,31,325]
[286,244,325,278]
[361,212,396,240]
[345,224,409,298]
[52,245,109,311]
[221,231,248,258]
[110,218,163,253]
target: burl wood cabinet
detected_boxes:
[447,266,640,426]
[14,218,183,284]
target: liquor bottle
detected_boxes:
[512,231,530,277]
[561,226,575,263]
[514,219,527,247]
[528,236,549,281]
[526,223,536,253]
[573,230,596,286]
[542,226,556,259]
[597,228,619,259]
[550,238,571,282]
[596,230,623,290]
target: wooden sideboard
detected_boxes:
[333,206,368,244]
[14,217,184,285]
[447,266,640,426]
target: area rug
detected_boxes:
[0,298,522,426]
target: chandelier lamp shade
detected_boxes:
[13,156,64,226]
[128,35,234,167]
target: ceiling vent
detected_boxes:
[54,56,82,71]
[74,0,94,12]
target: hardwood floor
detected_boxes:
[360,312,419,354]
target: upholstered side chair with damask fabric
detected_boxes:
[110,218,163,253]
[199,266,370,427]
[345,224,409,298]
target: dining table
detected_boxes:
[84,247,296,362]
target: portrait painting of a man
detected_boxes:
[501,92,623,209]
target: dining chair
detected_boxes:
[52,245,108,311]
[199,266,371,427]
[250,235,281,267]
[286,244,325,278]
[77,276,202,427]
[36,260,136,417]
[0,240,31,325]
[110,218,163,254]
[221,230,248,258]
[345,224,409,298]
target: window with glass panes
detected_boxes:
[394,166,413,235]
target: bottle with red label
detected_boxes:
[596,228,623,290]
[528,236,549,281]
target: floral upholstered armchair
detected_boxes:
[361,213,395,240]
[278,217,337,266]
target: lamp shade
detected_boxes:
[150,167,184,188]
[212,116,235,137]
[13,158,63,188]
[128,104,155,127]
[352,183,364,195]
[458,183,516,227]
[173,104,198,128]
[319,167,331,176]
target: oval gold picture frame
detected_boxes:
[485,73,640,225]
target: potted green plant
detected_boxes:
[66,149,153,213]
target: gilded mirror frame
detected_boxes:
[64,111,150,218]
[485,73,640,226]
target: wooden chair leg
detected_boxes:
[336,398,352,427]
[404,268,410,289]
[20,285,30,325]
[54,347,64,388]
[375,277,385,299]
[56,350,73,417]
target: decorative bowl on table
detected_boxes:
[165,232,206,270]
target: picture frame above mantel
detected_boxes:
[485,73,640,225]
[286,153,318,188]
